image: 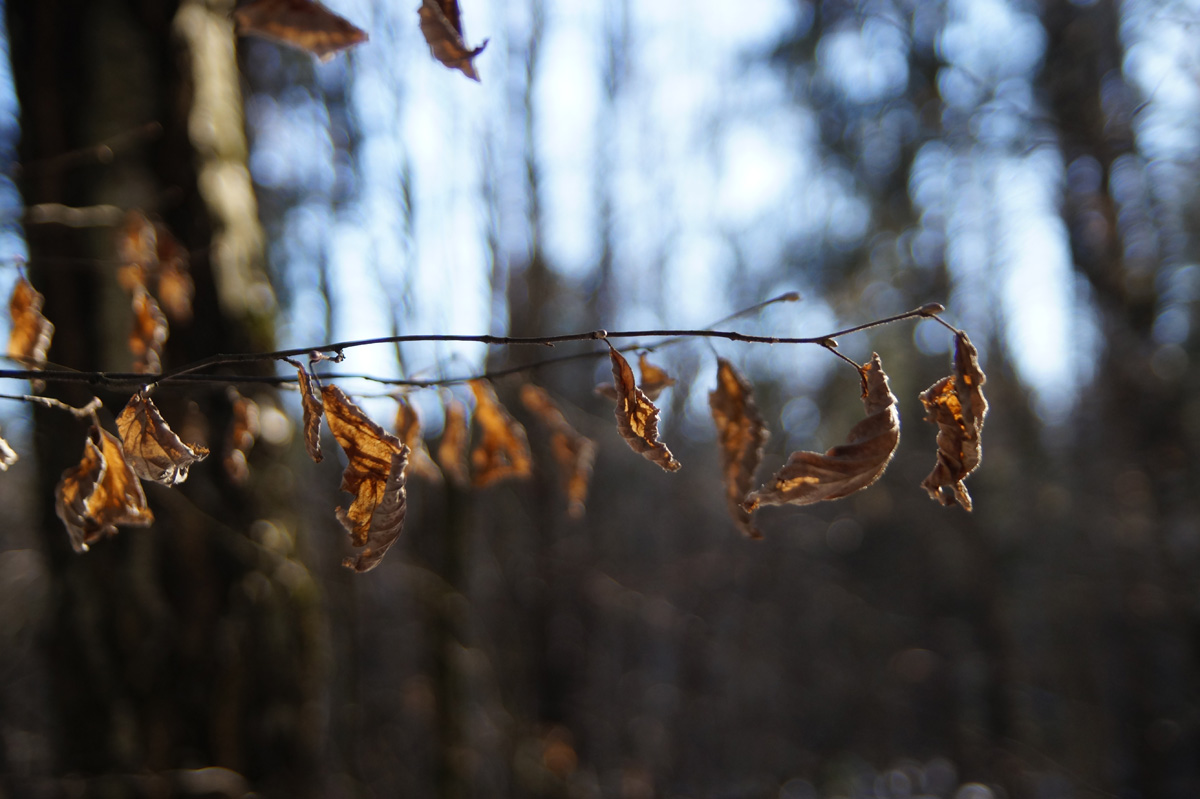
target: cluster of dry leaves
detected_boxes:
[6,263,987,571]
[233,0,487,80]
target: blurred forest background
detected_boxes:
[1,0,1199,797]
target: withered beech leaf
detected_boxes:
[520,385,597,519]
[0,427,16,471]
[394,397,443,483]
[130,287,168,374]
[7,274,54,384]
[153,223,194,323]
[437,398,470,488]
[55,426,153,553]
[920,331,988,511]
[709,359,769,539]
[321,385,409,572]
[116,392,210,485]
[744,353,899,511]
[296,365,324,463]
[116,210,155,292]
[469,380,532,487]
[224,389,260,484]
[234,0,368,60]
[418,0,488,81]
[638,353,676,401]
[609,348,681,472]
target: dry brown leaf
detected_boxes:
[224,389,260,484]
[0,428,16,471]
[116,392,209,485]
[920,331,988,510]
[638,353,676,400]
[130,287,168,374]
[296,365,324,463]
[709,359,769,539]
[394,397,443,483]
[55,426,154,553]
[234,0,368,60]
[321,385,408,572]
[116,210,155,292]
[744,353,899,511]
[609,348,681,472]
[520,385,597,518]
[418,0,488,81]
[469,380,532,487]
[7,274,54,386]
[437,398,470,488]
[153,223,194,323]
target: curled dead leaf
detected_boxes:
[116,392,210,485]
[609,348,681,472]
[520,385,596,519]
[469,380,532,487]
[437,398,470,488]
[321,385,408,572]
[418,0,488,80]
[116,210,155,291]
[709,359,769,538]
[920,331,988,510]
[394,397,443,483]
[153,223,194,323]
[637,353,676,400]
[130,287,168,374]
[296,365,324,463]
[224,389,260,484]
[7,274,54,388]
[234,0,368,60]
[55,426,154,553]
[744,353,899,511]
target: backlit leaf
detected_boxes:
[0,427,16,471]
[637,353,676,400]
[437,398,470,488]
[469,380,532,487]
[296,365,324,463]
[117,391,210,485]
[520,384,596,518]
[153,223,194,323]
[55,426,153,553]
[394,396,443,483]
[418,0,488,80]
[322,385,408,572]
[129,287,168,374]
[7,274,54,387]
[744,354,899,510]
[709,359,769,538]
[919,331,988,510]
[609,348,681,472]
[234,0,368,60]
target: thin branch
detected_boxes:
[0,303,950,391]
[0,393,102,418]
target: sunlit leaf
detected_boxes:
[116,210,155,291]
[609,348,681,472]
[709,358,769,538]
[55,426,153,553]
[520,384,596,518]
[224,389,260,484]
[0,427,16,471]
[116,391,209,485]
[469,379,532,487]
[437,397,470,488]
[7,274,54,388]
[153,223,194,323]
[744,354,899,510]
[296,365,324,463]
[638,353,676,400]
[129,287,168,374]
[321,385,408,572]
[417,0,488,80]
[234,0,368,60]
[394,396,443,483]
[919,331,988,510]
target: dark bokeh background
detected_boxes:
[2,0,1200,797]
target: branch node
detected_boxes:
[919,302,946,317]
